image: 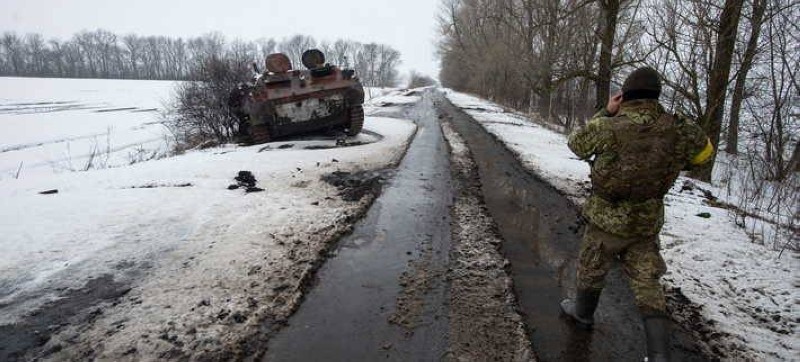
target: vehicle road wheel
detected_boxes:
[346,105,364,136]
[250,124,271,144]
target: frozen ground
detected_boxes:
[444,89,798,361]
[0,77,419,360]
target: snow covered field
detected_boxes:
[444,89,798,361]
[0,77,419,360]
[0,77,175,179]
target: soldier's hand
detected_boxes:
[606,92,623,116]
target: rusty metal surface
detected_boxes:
[302,49,326,69]
[265,53,292,73]
[252,70,357,104]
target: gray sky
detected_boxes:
[2,0,441,80]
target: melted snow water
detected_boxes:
[438,95,709,362]
[264,91,452,361]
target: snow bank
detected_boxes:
[364,87,401,102]
[0,116,413,315]
[443,89,798,361]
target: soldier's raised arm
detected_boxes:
[568,92,622,160]
[568,110,614,161]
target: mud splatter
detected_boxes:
[0,275,132,362]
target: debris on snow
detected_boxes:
[234,170,257,188]
[321,170,392,202]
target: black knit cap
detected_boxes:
[622,67,662,101]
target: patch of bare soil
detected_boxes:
[388,240,440,330]
[228,170,264,193]
[667,287,737,360]
[0,275,132,361]
[321,169,393,202]
[440,117,535,361]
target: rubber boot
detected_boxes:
[643,316,671,362]
[560,289,601,329]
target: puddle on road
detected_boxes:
[438,97,708,362]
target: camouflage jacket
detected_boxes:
[568,99,712,237]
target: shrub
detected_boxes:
[166,57,252,150]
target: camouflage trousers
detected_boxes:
[577,222,668,316]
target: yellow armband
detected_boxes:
[691,139,714,165]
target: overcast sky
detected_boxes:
[1,0,442,79]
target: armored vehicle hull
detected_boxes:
[230,51,365,144]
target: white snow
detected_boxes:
[0,77,176,179]
[0,77,420,359]
[444,89,799,361]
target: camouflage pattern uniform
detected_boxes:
[568,99,712,315]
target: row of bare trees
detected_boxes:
[256,35,402,88]
[1,30,209,80]
[438,0,798,249]
[0,30,402,87]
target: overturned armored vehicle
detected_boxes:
[230,49,365,144]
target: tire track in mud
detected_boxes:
[436,94,711,362]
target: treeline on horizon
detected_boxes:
[0,30,402,87]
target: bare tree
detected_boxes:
[279,34,317,69]
[0,30,399,85]
[2,32,24,75]
[691,0,744,181]
[596,0,623,109]
[726,0,768,155]
[330,39,353,68]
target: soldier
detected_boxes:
[561,67,714,362]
